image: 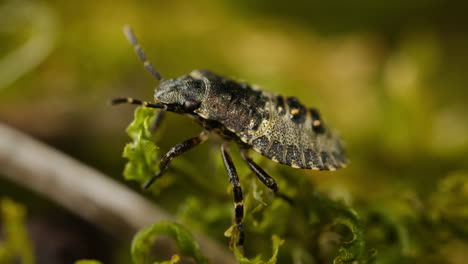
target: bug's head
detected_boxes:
[122,26,206,113]
[154,75,206,113]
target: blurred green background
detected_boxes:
[1,0,468,263]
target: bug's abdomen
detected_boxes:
[242,94,347,171]
[193,70,347,170]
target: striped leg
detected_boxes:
[110,97,167,109]
[221,142,245,246]
[111,98,170,133]
[143,132,208,189]
[240,149,293,204]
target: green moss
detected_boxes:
[121,106,369,263]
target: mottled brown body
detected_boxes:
[186,70,347,171]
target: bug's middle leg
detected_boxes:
[221,142,245,246]
[143,131,208,189]
[240,149,293,204]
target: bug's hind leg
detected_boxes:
[221,142,245,246]
[143,131,208,189]
[240,149,294,205]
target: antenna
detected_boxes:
[123,25,164,81]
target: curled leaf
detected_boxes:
[332,209,366,264]
[232,235,284,264]
[131,221,208,264]
[303,192,366,264]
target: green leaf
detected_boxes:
[232,235,284,264]
[131,221,208,264]
[301,191,366,264]
[122,107,159,184]
[156,255,180,264]
[75,260,104,264]
[0,198,35,264]
[429,172,468,236]
[126,106,157,141]
[332,209,366,264]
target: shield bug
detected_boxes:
[112,26,348,246]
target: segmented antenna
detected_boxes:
[123,25,164,81]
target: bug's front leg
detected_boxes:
[110,97,167,109]
[150,110,166,133]
[143,131,208,189]
[221,142,245,246]
[111,97,168,133]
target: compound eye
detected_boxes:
[184,100,200,112]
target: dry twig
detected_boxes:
[0,122,235,263]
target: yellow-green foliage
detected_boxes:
[131,221,207,264]
[361,173,468,264]
[429,172,468,235]
[122,107,368,263]
[123,107,158,185]
[232,235,284,264]
[0,198,34,264]
[75,260,104,264]
[76,221,202,264]
[3,1,468,263]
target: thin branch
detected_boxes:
[0,122,235,264]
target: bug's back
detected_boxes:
[192,70,347,170]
